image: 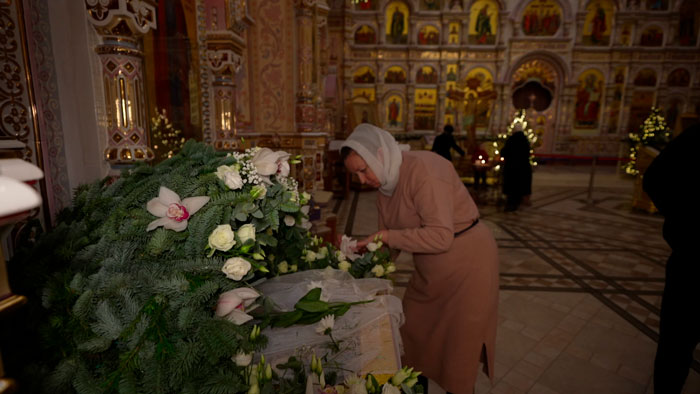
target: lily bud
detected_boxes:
[265,363,272,380]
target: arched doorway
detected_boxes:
[509,58,561,153]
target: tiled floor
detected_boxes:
[329,165,700,394]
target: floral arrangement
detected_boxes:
[4,141,415,394]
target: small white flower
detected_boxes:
[335,250,346,261]
[237,223,256,244]
[208,224,236,252]
[317,246,328,259]
[215,287,260,325]
[338,261,351,272]
[366,242,379,252]
[222,257,252,281]
[344,377,368,394]
[146,186,209,232]
[301,205,310,215]
[371,265,385,277]
[233,351,253,367]
[284,215,296,226]
[316,314,335,334]
[386,263,396,274]
[289,264,298,272]
[381,383,400,394]
[300,218,313,230]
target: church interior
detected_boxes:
[1,0,699,393]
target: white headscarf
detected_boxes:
[341,124,403,196]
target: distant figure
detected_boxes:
[643,123,700,394]
[432,124,465,161]
[390,6,405,44]
[501,125,532,211]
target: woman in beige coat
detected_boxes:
[341,124,499,394]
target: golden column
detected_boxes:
[85,0,157,165]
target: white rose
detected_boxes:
[335,250,346,261]
[381,383,400,394]
[386,263,396,273]
[301,205,310,215]
[317,246,328,259]
[371,265,385,277]
[222,257,252,281]
[338,261,351,272]
[277,261,289,273]
[284,215,296,226]
[223,171,243,190]
[237,223,256,244]
[289,264,298,272]
[208,224,236,252]
[233,351,253,367]
[366,242,379,252]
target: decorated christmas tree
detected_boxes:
[623,107,671,175]
[151,108,186,162]
[493,109,539,167]
[3,141,418,394]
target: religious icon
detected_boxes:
[416,66,438,84]
[469,0,498,45]
[679,1,700,46]
[448,22,460,44]
[386,2,409,44]
[353,66,376,83]
[583,0,613,45]
[418,25,440,45]
[354,25,377,45]
[574,70,604,129]
[618,23,632,45]
[356,0,377,10]
[386,96,403,127]
[384,67,407,84]
[449,0,462,10]
[447,64,458,81]
[640,26,663,46]
[667,68,690,87]
[634,69,657,87]
[414,88,437,130]
[521,0,562,36]
[463,68,497,129]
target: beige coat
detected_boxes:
[378,151,499,393]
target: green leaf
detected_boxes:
[332,304,351,317]
[273,310,304,328]
[294,300,329,313]
[235,212,247,222]
[299,288,322,302]
[252,209,264,219]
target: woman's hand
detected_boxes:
[356,230,389,250]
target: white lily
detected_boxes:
[340,235,361,261]
[251,148,291,184]
[146,186,209,232]
[215,288,260,325]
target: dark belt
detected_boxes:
[454,218,479,237]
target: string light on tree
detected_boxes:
[151,108,186,162]
[495,109,539,166]
[623,107,670,175]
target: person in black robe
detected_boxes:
[431,124,465,161]
[643,123,700,394]
[500,126,532,211]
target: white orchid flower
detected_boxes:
[146,186,209,232]
[340,235,361,261]
[215,288,260,325]
[251,148,291,184]
[316,314,335,335]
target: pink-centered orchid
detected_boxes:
[215,287,260,325]
[146,186,210,232]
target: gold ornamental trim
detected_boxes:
[95,45,143,57]
[0,294,27,315]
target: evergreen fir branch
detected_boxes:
[200,371,245,394]
[76,336,112,353]
[72,361,103,394]
[47,357,78,391]
[72,290,95,320]
[92,300,124,341]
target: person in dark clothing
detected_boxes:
[643,123,700,394]
[431,124,465,161]
[500,126,532,212]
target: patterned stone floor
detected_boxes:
[327,165,700,394]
